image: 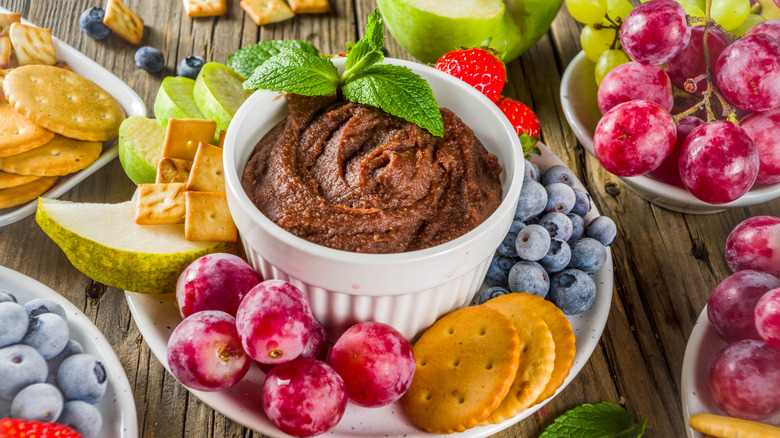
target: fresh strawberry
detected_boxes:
[496,95,541,159]
[434,47,506,103]
[0,418,83,438]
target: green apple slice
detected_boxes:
[36,198,238,294]
[193,62,254,133]
[153,76,204,130]
[118,116,165,185]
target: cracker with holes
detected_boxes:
[240,0,295,26]
[0,175,56,209]
[8,22,56,66]
[0,171,40,190]
[288,0,331,13]
[0,36,12,68]
[0,97,55,157]
[156,157,192,183]
[183,0,227,17]
[0,135,102,176]
[103,0,144,45]
[400,305,520,434]
[135,183,186,225]
[2,65,126,141]
[186,142,224,192]
[161,118,217,161]
[185,191,237,242]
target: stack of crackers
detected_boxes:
[400,293,577,433]
[239,0,330,26]
[0,13,125,210]
[135,118,237,243]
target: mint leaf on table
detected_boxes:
[539,402,648,438]
[243,48,339,96]
[342,64,444,138]
[227,40,320,77]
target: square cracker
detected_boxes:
[161,118,217,161]
[0,37,11,68]
[183,0,227,17]
[156,157,192,183]
[9,23,57,66]
[135,183,186,225]
[240,0,295,26]
[0,14,21,38]
[186,142,224,192]
[103,0,144,45]
[185,191,237,242]
[288,0,330,13]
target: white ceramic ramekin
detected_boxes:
[224,58,524,340]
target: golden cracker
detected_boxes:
[186,142,224,192]
[0,171,40,189]
[0,36,11,68]
[0,135,102,176]
[161,118,217,161]
[135,183,186,225]
[240,0,295,26]
[156,157,192,184]
[0,175,56,209]
[0,97,56,157]
[8,22,57,66]
[288,0,330,13]
[401,305,520,434]
[217,130,226,148]
[183,0,228,17]
[185,191,237,242]
[3,65,126,141]
[103,0,144,45]
[690,413,780,438]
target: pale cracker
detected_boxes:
[0,135,102,176]
[240,0,295,26]
[156,157,192,184]
[135,183,186,225]
[161,118,217,161]
[8,22,57,66]
[2,65,126,141]
[183,0,227,17]
[0,171,40,190]
[690,413,780,438]
[0,14,21,38]
[288,0,330,13]
[400,305,520,434]
[0,175,56,209]
[186,142,224,192]
[0,96,56,157]
[103,0,144,45]
[0,36,11,68]
[185,191,237,242]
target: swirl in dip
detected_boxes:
[240,94,502,254]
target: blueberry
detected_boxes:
[544,182,575,214]
[176,55,206,79]
[523,160,537,182]
[586,216,617,246]
[507,260,549,298]
[0,344,48,400]
[56,354,108,404]
[568,213,585,241]
[515,224,551,262]
[58,400,103,438]
[541,165,576,187]
[538,238,571,273]
[485,255,514,288]
[0,289,18,303]
[79,7,112,40]
[10,383,63,422]
[496,231,519,257]
[549,269,596,315]
[473,286,510,305]
[134,46,165,73]
[538,212,573,241]
[568,238,608,274]
[508,219,526,235]
[515,180,547,221]
[24,298,67,322]
[527,161,541,182]
[0,301,29,348]
[571,187,591,216]
[22,313,69,360]
[48,340,84,376]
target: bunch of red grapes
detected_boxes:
[591,0,780,204]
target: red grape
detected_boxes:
[593,100,676,176]
[620,0,691,65]
[740,108,780,184]
[745,19,780,41]
[756,288,780,350]
[707,270,780,343]
[176,253,260,318]
[725,215,780,278]
[647,116,703,187]
[664,26,729,96]
[678,121,759,204]
[715,34,780,112]
[597,62,674,114]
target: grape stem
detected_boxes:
[593,15,622,50]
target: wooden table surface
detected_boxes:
[1,0,777,437]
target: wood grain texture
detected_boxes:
[0,0,778,437]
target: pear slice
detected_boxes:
[36,197,238,294]
[193,62,253,134]
[118,116,165,185]
[153,76,205,130]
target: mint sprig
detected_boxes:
[227,40,320,78]
[239,9,444,137]
[539,402,648,438]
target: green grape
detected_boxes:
[711,0,751,30]
[566,0,609,24]
[757,0,780,20]
[730,13,766,36]
[674,0,705,18]
[580,24,618,62]
[602,0,633,24]
[595,49,631,86]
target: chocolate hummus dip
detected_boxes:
[241,94,503,254]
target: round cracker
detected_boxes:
[3,65,125,141]
[487,292,577,403]
[0,135,102,176]
[0,171,40,189]
[0,176,57,209]
[401,305,520,434]
[481,301,556,424]
[0,97,55,157]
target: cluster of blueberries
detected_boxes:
[476,161,617,315]
[0,291,107,438]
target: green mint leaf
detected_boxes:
[342,64,443,137]
[519,134,541,159]
[363,9,384,51]
[227,40,320,78]
[540,402,647,438]
[243,48,339,96]
[343,9,384,78]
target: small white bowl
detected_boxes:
[561,51,780,214]
[224,58,524,340]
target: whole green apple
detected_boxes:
[376,0,565,64]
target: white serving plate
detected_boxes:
[0,6,147,227]
[681,305,780,438]
[0,265,138,438]
[560,50,780,214]
[125,142,613,438]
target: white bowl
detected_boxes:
[560,51,780,214]
[224,57,524,340]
